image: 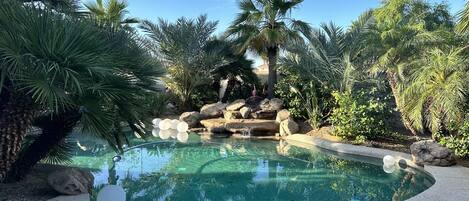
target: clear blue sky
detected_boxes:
[120,0,466,66]
[124,0,466,34]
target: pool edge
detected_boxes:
[285,134,469,201]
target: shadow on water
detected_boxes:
[63,135,434,201]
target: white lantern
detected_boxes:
[159,119,172,130]
[159,129,171,139]
[177,132,189,143]
[176,121,189,133]
[383,155,395,166]
[169,129,178,139]
[152,118,161,127]
[151,128,160,137]
[383,163,396,174]
[170,119,180,130]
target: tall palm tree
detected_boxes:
[84,0,138,29]
[456,1,469,34]
[225,0,311,98]
[403,47,468,137]
[367,0,453,135]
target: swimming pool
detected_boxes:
[67,135,434,201]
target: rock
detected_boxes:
[252,110,277,119]
[226,99,245,111]
[275,109,290,123]
[200,118,279,134]
[245,96,263,111]
[279,118,299,137]
[239,107,252,119]
[260,98,283,111]
[223,110,241,120]
[179,111,202,128]
[200,102,227,118]
[410,140,457,167]
[47,168,94,195]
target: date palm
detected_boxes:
[456,1,469,34]
[403,47,468,137]
[84,0,138,29]
[226,0,311,98]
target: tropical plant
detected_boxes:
[456,1,469,34]
[0,0,163,181]
[366,0,454,135]
[439,115,469,158]
[330,89,392,141]
[402,47,468,137]
[84,0,138,29]
[226,0,311,98]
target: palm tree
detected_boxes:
[456,1,469,34]
[403,47,468,138]
[366,0,453,135]
[225,0,311,98]
[84,0,138,29]
[0,1,163,182]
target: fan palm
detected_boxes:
[403,47,468,137]
[225,0,311,98]
[0,1,163,182]
[84,0,138,29]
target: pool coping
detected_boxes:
[285,134,469,201]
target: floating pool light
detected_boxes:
[159,129,171,139]
[383,155,395,166]
[152,118,161,127]
[151,128,160,137]
[112,155,122,162]
[169,129,178,139]
[176,121,189,133]
[159,119,172,130]
[170,119,180,129]
[177,132,189,143]
[383,163,397,174]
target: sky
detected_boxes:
[121,0,466,66]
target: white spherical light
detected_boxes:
[383,163,396,174]
[151,128,160,137]
[170,119,180,130]
[159,129,171,139]
[159,119,172,130]
[176,121,189,133]
[152,118,161,127]
[169,129,178,139]
[177,132,189,143]
[383,155,395,166]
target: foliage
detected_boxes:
[84,0,139,29]
[142,93,170,118]
[403,47,468,135]
[226,0,311,98]
[456,1,469,34]
[330,89,392,140]
[439,116,469,158]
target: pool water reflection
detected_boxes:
[67,136,434,201]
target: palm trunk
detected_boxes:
[386,72,419,136]
[5,110,81,182]
[267,47,278,99]
[0,92,35,183]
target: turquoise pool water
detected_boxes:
[68,135,434,201]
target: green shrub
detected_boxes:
[439,116,469,158]
[329,88,391,140]
[144,93,170,117]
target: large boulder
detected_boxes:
[275,109,291,123]
[179,111,202,128]
[260,98,283,111]
[47,168,94,195]
[279,118,299,137]
[226,99,246,111]
[223,110,241,120]
[410,140,457,167]
[200,119,279,134]
[252,110,277,120]
[200,102,227,118]
[245,96,263,111]
[239,107,252,119]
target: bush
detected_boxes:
[329,88,391,140]
[439,116,469,158]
